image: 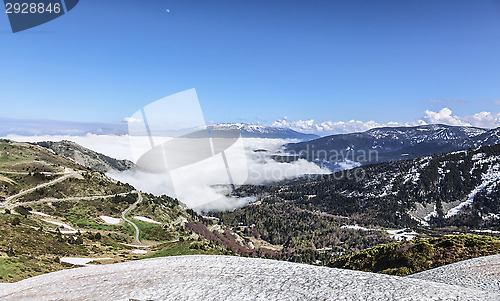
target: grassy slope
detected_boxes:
[0,141,229,282]
[144,241,229,259]
[0,213,111,282]
[331,234,500,276]
[16,174,131,202]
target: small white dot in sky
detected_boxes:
[166,9,170,13]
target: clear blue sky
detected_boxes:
[1,0,500,125]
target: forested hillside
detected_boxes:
[228,143,500,229]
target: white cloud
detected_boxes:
[461,111,500,128]
[272,108,500,135]
[110,137,329,211]
[3,133,134,160]
[123,117,142,123]
[421,108,467,126]
[272,117,417,135]
[421,108,500,129]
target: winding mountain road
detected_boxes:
[121,191,146,246]
[0,170,72,176]
[6,192,130,209]
[1,171,77,207]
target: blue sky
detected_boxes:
[1,0,500,131]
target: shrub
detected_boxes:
[11,216,21,226]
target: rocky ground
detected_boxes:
[0,255,498,301]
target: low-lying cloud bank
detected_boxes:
[5,108,498,211]
[110,137,330,211]
[3,135,329,211]
[272,108,500,135]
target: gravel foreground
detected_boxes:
[408,254,500,295]
[0,255,499,301]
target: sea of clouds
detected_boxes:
[3,134,331,211]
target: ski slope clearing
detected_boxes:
[0,255,498,301]
[408,254,500,295]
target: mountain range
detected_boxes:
[0,118,128,136]
[284,124,500,169]
[0,118,319,141]
[208,124,319,140]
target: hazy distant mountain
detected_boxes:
[285,124,499,167]
[209,124,319,140]
[0,117,127,136]
[0,118,318,141]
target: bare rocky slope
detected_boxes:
[0,255,498,301]
[35,140,135,173]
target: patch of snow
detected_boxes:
[0,283,12,289]
[484,213,500,220]
[133,216,161,225]
[99,215,121,225]
[424,205,438,222]
[209,224,223,233]
[60,257,112,266]
[386,229,418,241]
[41,219,74,230]
[2,256,497,300]
[341,225,374,231]
[446,163,500,218]
[30,211,54,218]
[472,229,500,234]
[409,214,429,227]
[472,153,486,161]
[132,250,147,254]
[316,247,333,251]
[408,255,500,295]
[120,243,150,248]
